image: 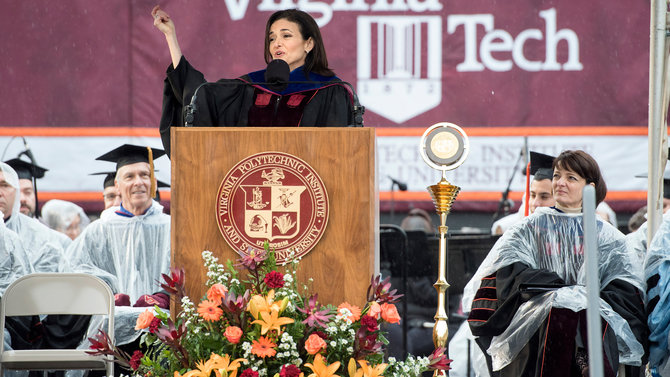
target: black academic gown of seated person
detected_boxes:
[159,55,355,156]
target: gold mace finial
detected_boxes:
[419,123,469,369]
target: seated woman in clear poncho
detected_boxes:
[462,150,647,377]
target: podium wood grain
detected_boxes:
[171,127,378,307]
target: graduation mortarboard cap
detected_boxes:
[95,144,166,171]
[96,144,166,198]
[156,179,170,188]
[4,158,48,180]
[90,172,116,189]
[527,151,555,181]
[635,170,670,200]
[634,147,670,199]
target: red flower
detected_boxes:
[360,315,378,332]
[280,364,302,377]
[312,330,328,340]
[428,347,453,371]
[129,350,143,370]
[367,275,403,304]
[263,271,285,289]
[240,369,259,377]
[149,317,162,334]
[161,267,185,297]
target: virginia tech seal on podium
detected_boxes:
[216,152,329,264]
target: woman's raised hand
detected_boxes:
[151,5,183,67]
[152,5,175,36]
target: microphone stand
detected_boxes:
[493,150,524,221]
[390,181,397,222]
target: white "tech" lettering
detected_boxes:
[447,8,583,72]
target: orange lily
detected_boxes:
[210,353,246,377]
[173,353,246,377]
[356,360,387,377]
[252,309,294,335]
[248,290,282,319]
[305,354,341,377]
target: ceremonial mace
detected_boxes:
[419,123,470,376]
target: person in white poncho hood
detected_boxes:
[0,162,69,272]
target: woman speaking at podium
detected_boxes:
[152,6,355,155]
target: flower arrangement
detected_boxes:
[89,242,450,376]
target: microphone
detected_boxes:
[389,176,408,191]
[20,137,37,164]
[264,59,290,92]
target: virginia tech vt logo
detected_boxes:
[357,15,442,123]
[216,152,329,263]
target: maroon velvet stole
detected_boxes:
[247,88,318,126]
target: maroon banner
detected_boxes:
[0,0,649,128]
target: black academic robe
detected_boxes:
[159,56,355,156]
[468,262,648,377]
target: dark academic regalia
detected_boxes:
[159,56,354,156]
[462,207,649,377]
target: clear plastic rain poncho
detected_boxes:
[0,162,68,272]
[62,200,170,302]
[0,218,31,295]
[644,210,670,368]
[39,199,90,239]
[61,200,170,347]
[462,207,645,371]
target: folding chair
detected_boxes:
[0,273,114,376]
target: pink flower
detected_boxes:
[224,326,243,344]
[297,294,332,328]
[263,271,285,289]
[237,249,267,271]
[368,301,381,319]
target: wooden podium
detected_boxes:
[171,127,378,307]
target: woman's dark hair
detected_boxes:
[264,9,334,77]
[552,150,607,205]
